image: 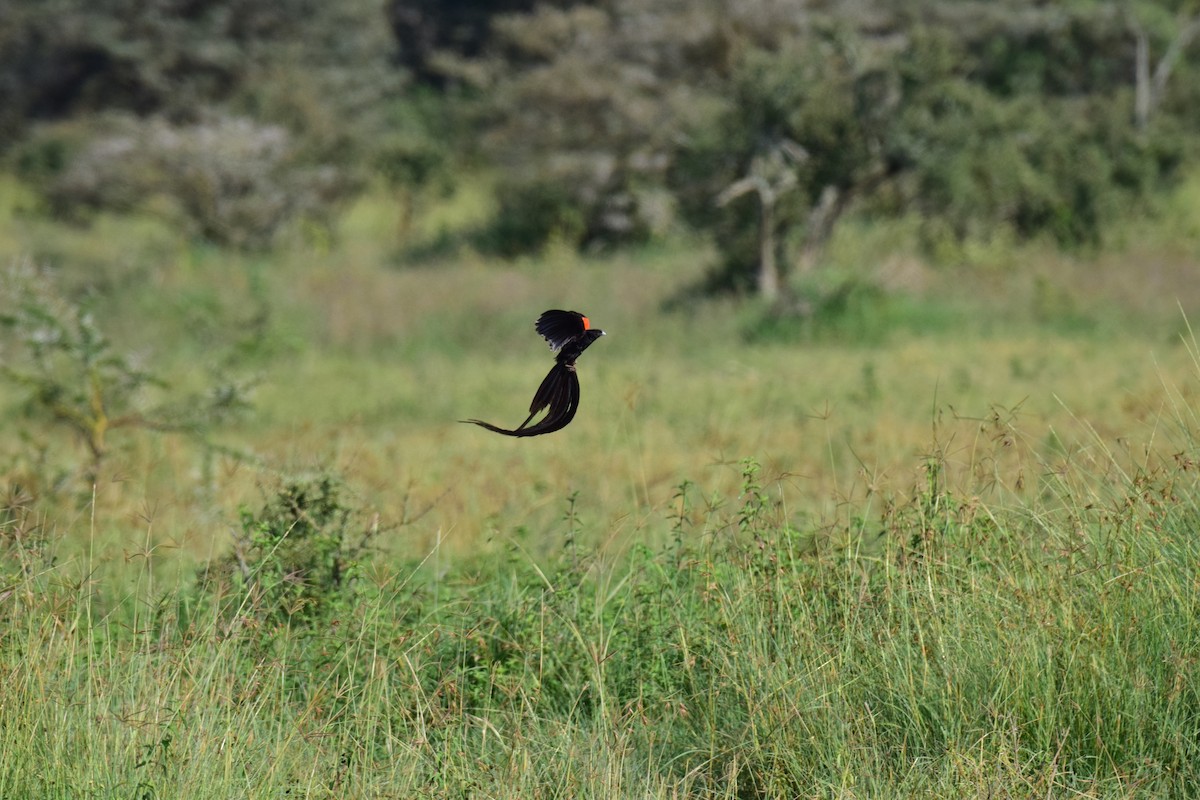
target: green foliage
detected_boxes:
[387,0,577,87]
[6,0,1200,278]
[894,76,1182,249]
[18,115,356,249]
[485,177,589,256]
[0,0,398,145]
[1,0,399,247]
[203,475,379,626]
[372,92,459,194]
[479,2,732,251]
[476,0,1200,297]
[736,275,989,345]
[0,263,252,483]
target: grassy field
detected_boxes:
[2,179,1200,797]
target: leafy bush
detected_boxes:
[22,115,353,248]
[0,262,252,483]
[485,177,588,256]
[473,1,1200,297]
[893,77,1184,250]
[201,476,380,626]
[0,0,398,154]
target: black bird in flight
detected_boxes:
[463,310,606,437]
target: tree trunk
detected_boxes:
[797,185,845,277]
[1129,11,1200,130]
[1133,23,1151,130]
[758,196,780,302]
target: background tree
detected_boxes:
[2,0,1198,282]
[387,0,588,87]
[1124,1,1200,129]
[670,17,908,299]
[477,1,737,254]
[455,0,1200,300]
[2,0,401,247]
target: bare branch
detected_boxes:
[716,176,769,207]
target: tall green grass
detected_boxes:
[3,435,1198,797]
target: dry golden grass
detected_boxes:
[3,178,1199,574]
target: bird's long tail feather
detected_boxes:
[461,363,580,437]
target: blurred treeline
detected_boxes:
[2,0,1198,296]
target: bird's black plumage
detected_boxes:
[462,310,605,437]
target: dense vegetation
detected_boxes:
[4,0,1200,288]
[2,1,1200,797]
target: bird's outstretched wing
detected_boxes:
[535,310,591,352]
[462,363,580,437]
